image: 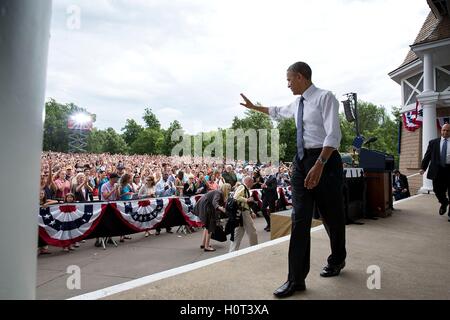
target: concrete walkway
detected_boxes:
[100,194,450,300]
[36,216,272,299]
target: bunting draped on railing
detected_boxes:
[38,188,293,247]
[402,101,450,132]
[402,110,421,131]
[174,196,204,228]
[114,198,171,232]
[38,203,104,247]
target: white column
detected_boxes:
[0,0,52,299]
[423,52,434,91]
[419,52,438,193]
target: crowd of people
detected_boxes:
[39,152,293,254]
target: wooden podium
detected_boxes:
[364,171,393,218]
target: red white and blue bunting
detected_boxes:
[403,101,450,132]
[114,198,170,232]
[402,110,421,131]
[414,101,423,126]
[176,197,204,228]
[38,203,104,247]
[38,188,293,247]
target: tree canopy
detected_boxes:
[43,99,95,153]
[43,98,401,165]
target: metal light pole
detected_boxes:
[0,0,52,299]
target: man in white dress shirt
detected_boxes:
[240,61,346,297]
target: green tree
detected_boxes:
[143,108,161,130]
[43,99,95,152]
[130,128,164,155]
[231,108,273,130]
[121,119,144,146]
[276,118,297,162]
[230,108,274,162]
[339,113,357,153]
[86,128,108,153]
[162,120,183,156]
[102,128,128,154]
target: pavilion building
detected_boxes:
[389,0,450,194]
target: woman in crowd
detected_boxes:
[183,166,192,183]
[71,173,92,202]
[154,170,162,184]
[86,167,97,201]
[54,169,71,201]
[40,172,55,201]
[138,176,156,199]
[175,171,185,196]
[62,193,78,252]
[96,170,109,201]
[215,170,226,188]
[207,170,219,191]
[196,173,208,195]
[39,189,59,255]
[40,160,56,200]
[132,174,142,194]
[183,174,197,197]
[193,183,231,252]
[119,173,134,242]
[119,173,134,200]
[138,176,157,237]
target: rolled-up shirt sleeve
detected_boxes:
[268,103,296,122]
[321,92,341,149]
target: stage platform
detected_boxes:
[72,194,450,300]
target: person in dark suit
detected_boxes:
[392,169,410,201]
[240,61,346,298]
[261,168,278,232]
[420,123,450,219]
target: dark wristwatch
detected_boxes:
[317,156,328,165]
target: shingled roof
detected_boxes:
[391,10,450,73]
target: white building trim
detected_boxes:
[411,38,450,55]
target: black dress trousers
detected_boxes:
[432,166,450,206]
[288,149,347,283]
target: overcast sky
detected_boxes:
[46,0,430,134]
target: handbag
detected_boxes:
[211,224,227,242]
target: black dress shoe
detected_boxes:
[439,203,448,215]
[273,281,306,298]
[320,261,345,277]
